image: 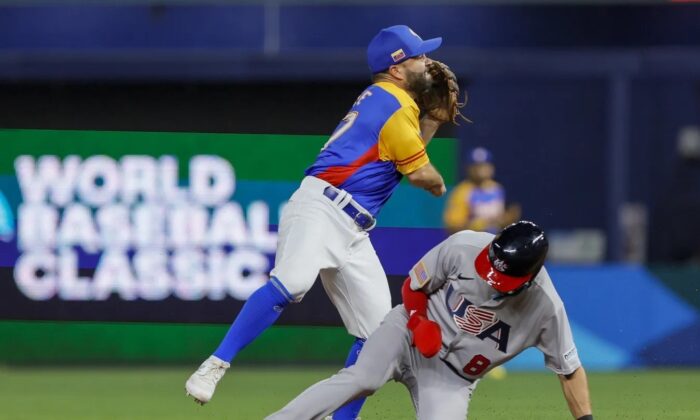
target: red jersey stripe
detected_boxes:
[395,148,426,165]
[396,149,426,167]
[316,144,380,186]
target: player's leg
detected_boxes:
[210,200,330,361]
[325,234,392,339]
[406,351,478,420]
[265,306,410,420]
[319,239,392,419]
[328,336,365,420]
[186,200,338,404]
[184,277,291,404]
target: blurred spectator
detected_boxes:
[443,147,521,234]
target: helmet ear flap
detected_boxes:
[506,265,544,296]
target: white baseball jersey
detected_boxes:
[409,230,581,381]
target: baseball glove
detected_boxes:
[417,60,470,125]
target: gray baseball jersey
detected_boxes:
[409,230,581,380]
[266,230,581,420]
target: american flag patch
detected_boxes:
[391,48,406,62]
[412,261,430,287]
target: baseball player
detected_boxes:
[265,221,594,420]
[186,25,464,420]
[443,147,521,234]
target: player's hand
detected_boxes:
[428,183,446,197]
[407,313,442,358]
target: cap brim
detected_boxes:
[474,246,533,293]
[413,37,442,56]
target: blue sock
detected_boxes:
[213,277,292,362]
[333,337,367,420]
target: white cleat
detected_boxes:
[185,355,230,405]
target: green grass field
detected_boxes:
[0,367,698,419]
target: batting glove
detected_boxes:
[407,312,442,358]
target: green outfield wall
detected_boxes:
[0,129,457,184]
[0,321,352,365]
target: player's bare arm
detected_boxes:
[406,163,446,196]
[558,366,593,419]
[419,115,442,146]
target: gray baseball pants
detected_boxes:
[265,306,477,420]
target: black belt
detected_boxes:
[322,186,376,231]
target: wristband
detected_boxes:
[577,415,593,420]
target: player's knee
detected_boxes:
[357,378,384,395]
[269,275,312,303]
[268,276,307,303]
[347,368,385,393]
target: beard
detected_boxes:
[405,68,431,97]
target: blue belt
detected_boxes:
[322,186,376,231]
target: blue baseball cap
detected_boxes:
[367,25,442,74]
[467,147,494,164]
